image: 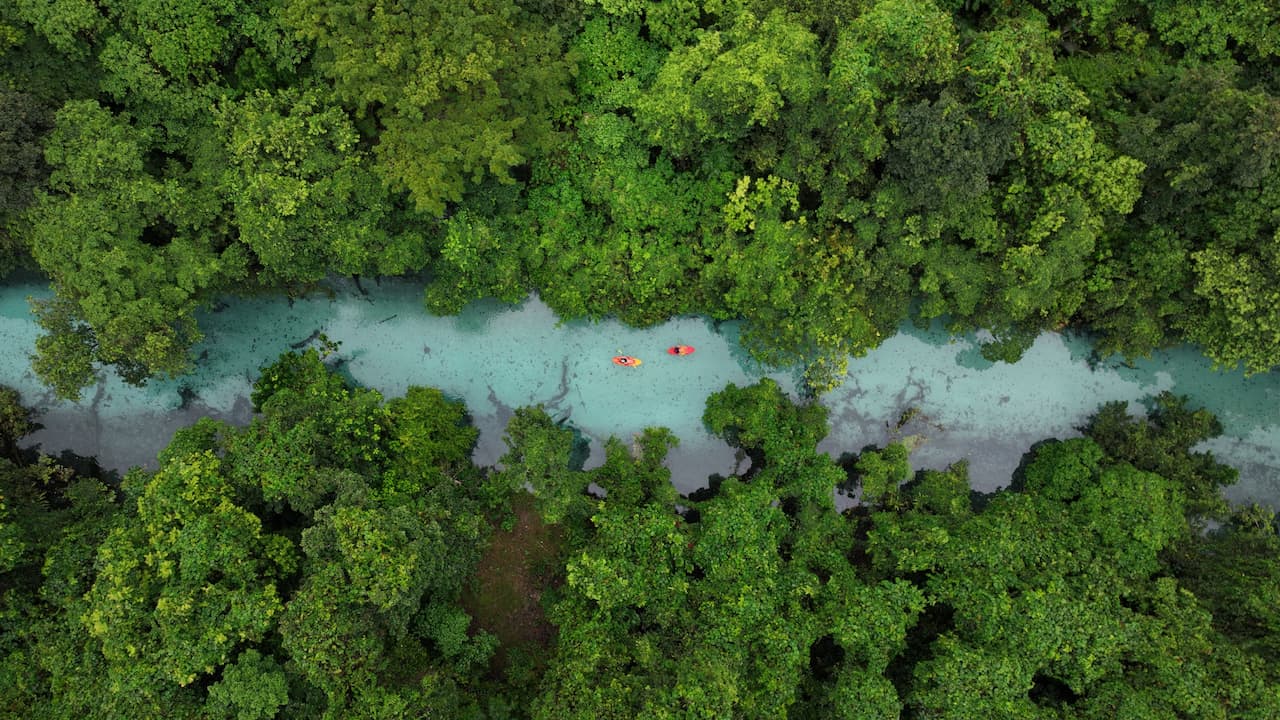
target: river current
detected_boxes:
[1,277,1276,506]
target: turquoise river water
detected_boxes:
[1,277,1277,506]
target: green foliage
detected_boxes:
[385,386,478,493]
[1088,61,1280,370]
[1146,0,1280,60]
[284,0,573,215]
[883,92,1014,242]
[855,442,911,504]
[27,100,226,396]
[11,0,106,59]
[520,108,732,326]
[540,449,789,717]
[570,15,663,112]
[637,10,821,156]
[582,0,739,47]
[0,385,33,462]
[0,357,506,716]
[1167,505,1280,663]
[1082,391,1237,517]
[424,211,527,314]
[204,649,290,720]
[283,483,488,712]
[1189,236,1280,374]
[215,87,426,283]
[703,378,829,457]
[867,435,1270,717]
[0,86,54,275]
[7,0,1280,711]
[490,406,585,523]
[4,362,1279,718]
[82,450,293,688]
[848,0,959,89]
[0,463,124,718]
[278,562,387,706]
[708,179,901,389]
[6,0,1280,394]
[565,498,692,621]
[878,13,1145,350]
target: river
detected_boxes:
[1,276,1276,506]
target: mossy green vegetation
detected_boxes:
[2,361,1279,717]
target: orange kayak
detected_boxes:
[667,345,695,356]
[612,356,643,367]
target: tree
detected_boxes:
[702,378,829,461]
[488,406,586,524]
[424,210,527,315]
[1,355,501,716]
[283,0,573,215]
[636,10,821,157]
[81,450,295,689]
[0,87,54,275]
[1167,505,1280,664]
[214,87,428,284]
[519,107,732,326]
[705,176,906,389]
[506,15,734,328]
[860,12,1145,360]
[280,488,489,713]
[385,385,479,495]
[1082,392,1237,518]
[865,432,1278,718]
[854,442,911,505]
[27,99,235,397]
[1090,61,1280,371]
[204,649,290,720]
[846,0,959,89]
[579,0,727,47]
[10,0,106,59]
[1146,0,1280,61]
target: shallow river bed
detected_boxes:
[2,277,1276,506]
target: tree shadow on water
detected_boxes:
[454,296,528,333]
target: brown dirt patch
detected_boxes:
[462,493,565,675]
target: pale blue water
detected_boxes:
[1,277,1276,505]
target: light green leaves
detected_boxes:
[425,211,526,314]
[285,0,572,215]
[216,87,422,283]
[84,450,292,687]
[848,0,959,88]
[205,650,290,720]
[12,0,105,58]
[491,406,583,524]
[636,10,820,155]
[29,100,224,397]
[1188,237,1280,374]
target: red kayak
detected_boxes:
[612,356,643,367]
[667,345,695,356]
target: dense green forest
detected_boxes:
[3,353,1279,718]
[1,0,1279,393]
[4,0,1280,718]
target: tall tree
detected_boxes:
[283,0,574,215]
[215,87,428,284]
[27,100,234,396]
